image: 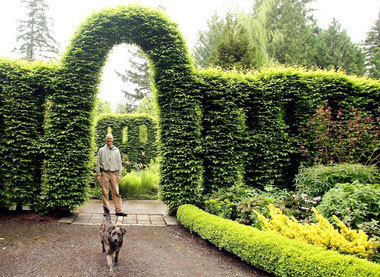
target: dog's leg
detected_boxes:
[101,241,105,254]
[106,253,114,276]
[114,249,120,266]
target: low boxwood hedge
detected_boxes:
[177,204,380,277]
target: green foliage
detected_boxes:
[95,114,157,167]
[203,185,289,227]
[135,96,157,117]
[177,204,380,277]
[1,5,380,215]
[119,165,159,199]
[0,58,57,209]
[317,182,380,239]
[364,12,380,79]
[315,19,365,75]
[204,198,234,219]
[119,171,142,196]
[86,183,103,200]
[95,98,112,116]
[200,70,247,193]
[295,163,380,198]
[208,13,252,71]
[256,0,318,67]
[192,12,225,68]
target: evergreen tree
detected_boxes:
[192,12,225,68]
[115,47,152,113]
[14,0,59,61]
[315,19,365,75]
[209,12,252,70]
[363,12,380,79]
[254,0,318,67]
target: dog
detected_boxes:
[100,205,127,276]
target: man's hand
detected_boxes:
[97,175,101,183]
[116,175,121,182]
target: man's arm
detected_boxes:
[96,149,102,182]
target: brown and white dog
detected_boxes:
[100,205,127,277]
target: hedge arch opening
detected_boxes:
[42,5,203,213]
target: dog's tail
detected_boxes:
[102,204,111,220]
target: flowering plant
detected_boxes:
[283,192,322,223]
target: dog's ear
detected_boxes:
[120,228,127,235]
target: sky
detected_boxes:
[0,0,379,110]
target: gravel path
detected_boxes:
[0,212,271,277]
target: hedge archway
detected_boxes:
[1,5,378,214]
[42,5,202,213]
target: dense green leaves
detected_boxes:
[0,6,379,215]
[95,114,157,166]
[364,12,380,79]
[0,58,57,209]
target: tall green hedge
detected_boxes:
[0,59,57,210]
[199,68,380,191]
[95,114,157,165]
[0,6,379,214]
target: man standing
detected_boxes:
[97,133,127,216]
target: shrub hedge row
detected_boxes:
[177,204,380,277]
[0,5,379,213]
[95,114,157,165]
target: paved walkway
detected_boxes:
[59,199,178,226]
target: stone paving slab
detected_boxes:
[59,200,178,226]
[61,214,177,226]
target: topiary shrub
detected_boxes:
[317,182,380,239]
[295,163,380,198]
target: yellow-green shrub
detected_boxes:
[254,204,377,260]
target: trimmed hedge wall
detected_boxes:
[177,204,380,277]
[199,69,380,190]
[0,5,379,213]
[95,114,157,165]
[0,58,57,210]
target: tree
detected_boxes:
[315,19,365,75]
[192,12,225,68]
[115,47,152,113]
[240,1,271,69]
[94,98,112,116]
[363,12,380,79]
[115,102,127,114]
[192,0,318,70]
[136,96,157,118]
[254,0,319,67]
[14,0,59,61]
[209,13,253,71]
